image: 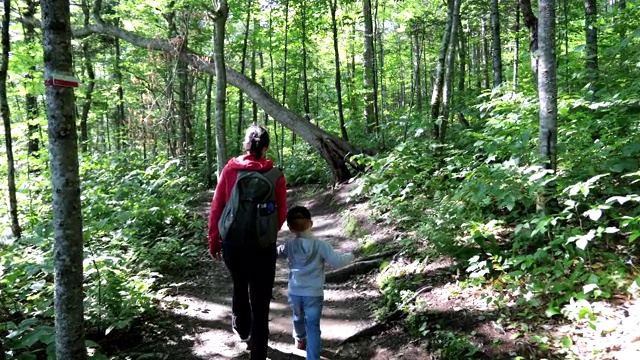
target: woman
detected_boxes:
[208,124,287,360]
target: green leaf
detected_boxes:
[560,336,573,348]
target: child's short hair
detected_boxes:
[287,206,312,233]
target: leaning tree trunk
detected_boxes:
[74,6,365,183]
[213,0,228,178]
[490,0,503,87]
[330,0,348,141]
[41,0,86,358]
[429,0,454,139]
[2,0,21,239]
[538,0,558,173]
[584,0,598,96]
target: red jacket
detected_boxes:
[208,154,287,255]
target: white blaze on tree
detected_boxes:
[40,0,86,358]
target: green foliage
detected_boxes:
[1,153,203,359]
[282,143,332,185]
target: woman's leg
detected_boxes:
[302,296,323,360]
[222,243,251,340]
[248,244,277,360]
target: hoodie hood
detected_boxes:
[287,237,319,267]
[227,154,275,172]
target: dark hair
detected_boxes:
[287,206,312,232]
[243,124,270,159]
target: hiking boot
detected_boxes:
[295,338,306,350]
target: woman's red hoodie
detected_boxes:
[208,154,287,255]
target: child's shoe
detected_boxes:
[295,338,306,350]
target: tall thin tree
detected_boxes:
[584,0,598,96]
[363,0,377,134]
[440,0,462,142]
[41,0,86,357]
[330,0,348,140]
[538,0,558,173]
[212,0,229,177]
[2,0,21,239]
[22,0,40,158]
[430,0,454,138]
[490,0,503,87]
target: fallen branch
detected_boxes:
[335,285,433,352]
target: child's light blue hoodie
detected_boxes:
[278,234,354,297]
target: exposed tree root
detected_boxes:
[334,285,433,355]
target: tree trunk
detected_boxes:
[213,1,229,178]
[440,0,461,142]
[412,21,422,112]
[457,22,470,128]
[41,0,86,357]
[205,73,214,188]
[281,0,290,164]
[237,1,252,148]
[514,1,520,90]
[114,37,125,150]
[23,0,40,158]
[330,0,348,141]
[490,0,503,87]
[251,19,258,125]
[481,16,490,89]
[301,0,311,122]
[79,0,93,153]
[519,0,539,82]
[362,0,377,134]
[2,0,21,239]
[429,0,453,139]
[584,0,598,95]
[538,0,558,173]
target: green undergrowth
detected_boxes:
[1,152,204,359]
[353,89,640,358]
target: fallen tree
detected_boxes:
[24,3,369,183]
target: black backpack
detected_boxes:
[218,168,282,247]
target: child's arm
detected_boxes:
[319,241,354,269]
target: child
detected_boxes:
[277,206,354,360]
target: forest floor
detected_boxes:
[108,184,640,360]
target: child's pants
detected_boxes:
[288,295,324,360]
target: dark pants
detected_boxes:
[222,242,277,360]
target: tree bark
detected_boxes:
[362,0,377,134]
[41,0,86,357]
[213,1,229,178]
[251,18,258,125]
[429,0,454,139]
[330,0,348,141]
[490,0,503,87]
[2,0,21,239]
[584,0,598,96]
[440,0,461,142]
[114,36,125,150]
[538,0,558,172]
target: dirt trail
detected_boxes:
[151,185,390,360]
